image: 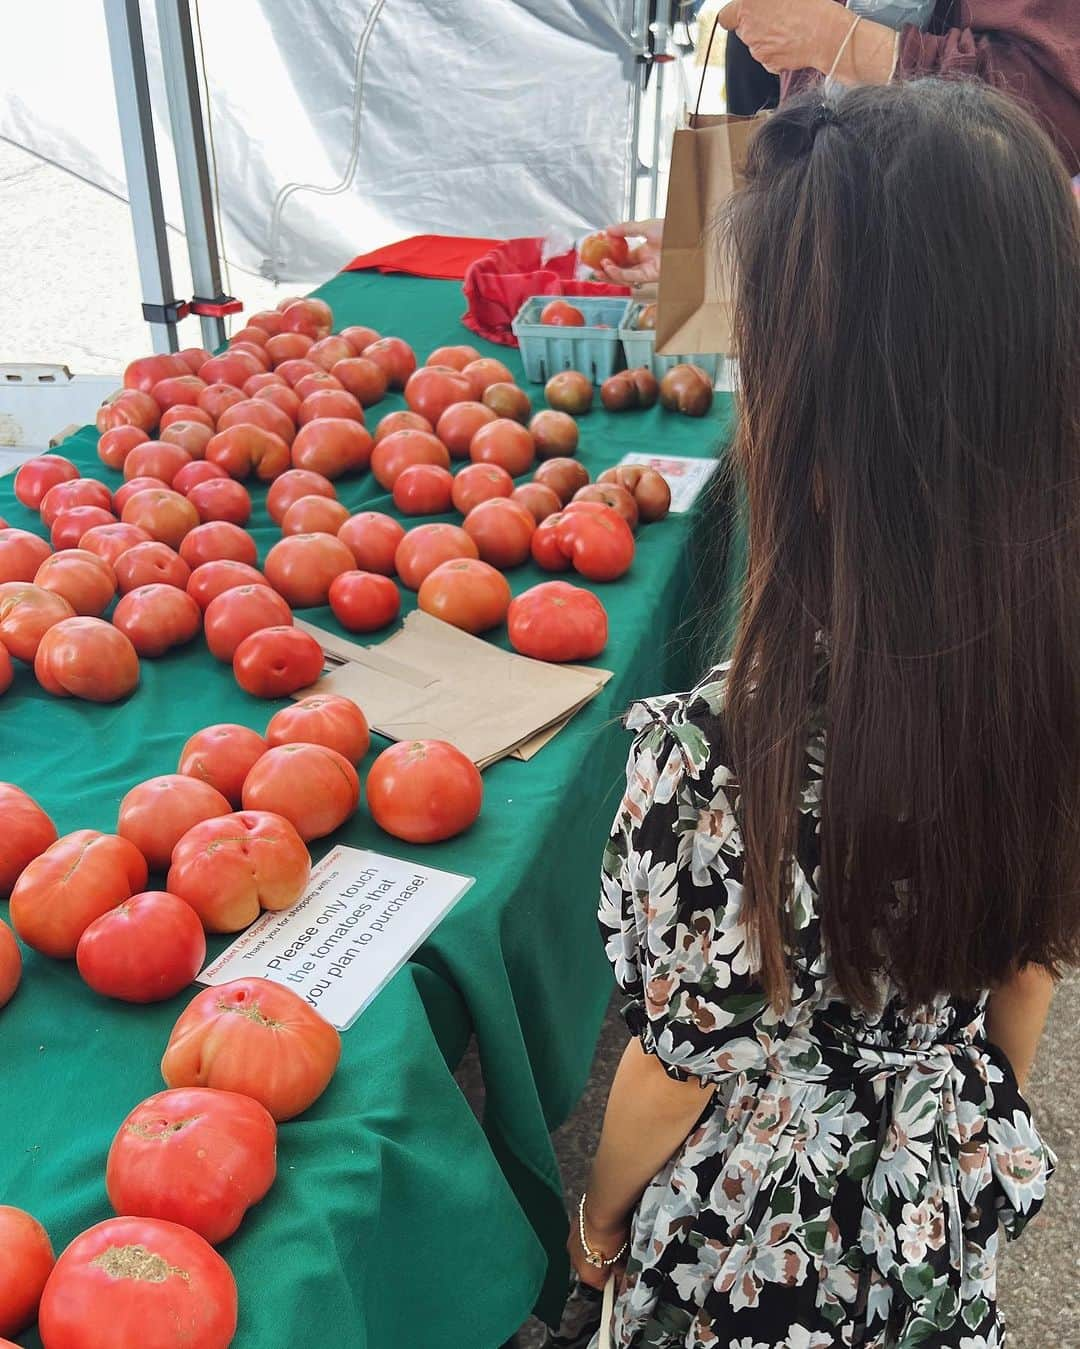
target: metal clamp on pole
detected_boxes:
[190,295,243,319]
[142,299,191,325]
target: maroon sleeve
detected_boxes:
[898,10,1080,172]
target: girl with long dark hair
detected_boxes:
[572,78,1080,1347]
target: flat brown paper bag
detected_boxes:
[293,612,611,769]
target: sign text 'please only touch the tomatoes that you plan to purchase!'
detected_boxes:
[199,846,474,1029]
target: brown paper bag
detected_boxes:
[655,21,768,359]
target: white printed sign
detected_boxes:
[198,846,474,1030]
[619,453,719,514]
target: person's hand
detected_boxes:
[718,0,849,75]
[599,219,664,287]
[566,1199,630,1291]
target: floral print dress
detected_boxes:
[596,669,1054,1349]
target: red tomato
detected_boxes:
[307,335,353,370]
[79,523,154,570]
[14,455,79,510]
[266,468,337,525]
[179,724,268,807]
[96,389,160,434]
[77,892,207,1003]
[0,529,52,584]
[160,402,214,431]
[35,617,140,702]
[281,496,351,536]
[373,410,432,442]
[578,230,630,270]
[215,397,296,446]
[481,381,532,423]
[362,336,417,389]
[186,478,253,526]
[264,533,354,608]
[340,324,381,355]
[469,419,536,476]
[50,506,119,552]
[279,300,330,340]
[266,694,370,762]
[291,418,373,478]
[507,579,608,661]
[35,550,116,617]
[366,739,482,843]
[0,643,11,695]
[436,401,497,459]
[0,784,58,898]
[0,920,20,1008]
[328,571,400,632]
[179,521,257,569]
[243,371,286,394]
[395,523,478,590]
[417,558,511,634]
[512,482,563,523]
[227,343,269,371]
[330,356,387,406]
[461,357,515,399]
[556,505,635,581]
[162,978,339,1120]
[572,482,639,529]
[230,324,270,349]
[462,498,536,568]
[204,585,293,662]
[112,584,202,658]
[159,419,214,460]
[106,1088,275,1244]
[0,1206,54,1338]
[121,489,199,550]
[197,382,246,421]
[450,463,514,515]
[0,582,75,662]
[122,440,192,486]
[233,626,324,697]
[404,366,473,424]
[370,429,450,491]
[242,743,360,841]
[115,542,190,594]
[529,409,579,459]
[274,357,321,388]
[531,514,571,570]
[249,310,287,338]
[187,560,268,611]
[168,814,310,933]
[198,350,263,387]
[252,382,303,421]
[9,829,148,958]
[265,332,314,365]
[117,776,231,871]
[172,459,227,496]
[298,388,364,425]
[123,353,187,394]
[205,425,290,481]
[540,300,586,326]
[41,478,112,528]
[392,464,454,515]
[38,1217,236,1349]
[98,426,149,471]
[426,344,482,371]
[293,371,343,403]
[151,374,206,413]
[337,512,405,574]
[534,456,590,504]
[113,476,168,513]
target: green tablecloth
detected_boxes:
[0,273,736,1348]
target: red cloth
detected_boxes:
[344,235,501,281]
[461,237,630,347]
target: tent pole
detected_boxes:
[624,0,650,220]
[648,3,674,218]
[103,0,182,354]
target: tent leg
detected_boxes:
[155,0,230,350]
[103,0,182,354]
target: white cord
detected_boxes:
[264,0,388,283]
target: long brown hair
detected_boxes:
[722,79,1080,1010]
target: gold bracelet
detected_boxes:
[577,1193,629,1270]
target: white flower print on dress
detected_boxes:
[897,1195,947,1263]
[988,1109,1050,1214]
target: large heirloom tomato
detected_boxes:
[233,627,324,697]
[41,479,112,529]
[77,523,153,571]
[38,1217,237,1349]
[555,505,635,581]
[366,739,482,844]
[266,468,336,525]
[436,401,497,459]
[198,349,263,387]
[370,429,449,491]
[50,505,118,552]
[215,398,296,446]
[0,1206,55,1338]
[172,459,228,496]
[123,353,187,394]
[76,892,206,1003]
[469,419,536,476]
[115,542,190,594]
[281,496,350,536]
[392,464,453,515]
[178,724,268,808]
[362,336,416,388]
[118,776,232,872]
[425,344,481,371]
[113,476,167,513]
[512,482,563,523]
[96,389,160,434]
[35,617,140,702]
[394,523,478,590]
[507,580,608,662]
[331,356,387,406]
[307,336,353,371]
[14,455,79,510]
[461,357,514,399]
[373,410,431,442]
[186,478,253,526]
[0,583,75,662]
[290,418,373,478]
[264,533,354,608]
[0,920,21,1008]
[9,830,149,958]
[462,498,535,568]
[404,366,472,425]
[107,1088,276,1246]
[339,324,380,355]
[160,421,214,461]
[0,784,57,897]
[178,521,257,570]
[167,811,310,933]
[122,440,192,487]
[120,488,199,550]
[112,585,202,659]
[162,979,341,1121]
[417,558,511,635]
[298,388,364,425]
[266,694,370,762]
[242,743,360,841]
[451,463,514,516]
[328,571,400,632]
[337,512,405,574]
[186,560,268,611]
[204,585,293,663]
[205,425,290,481]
